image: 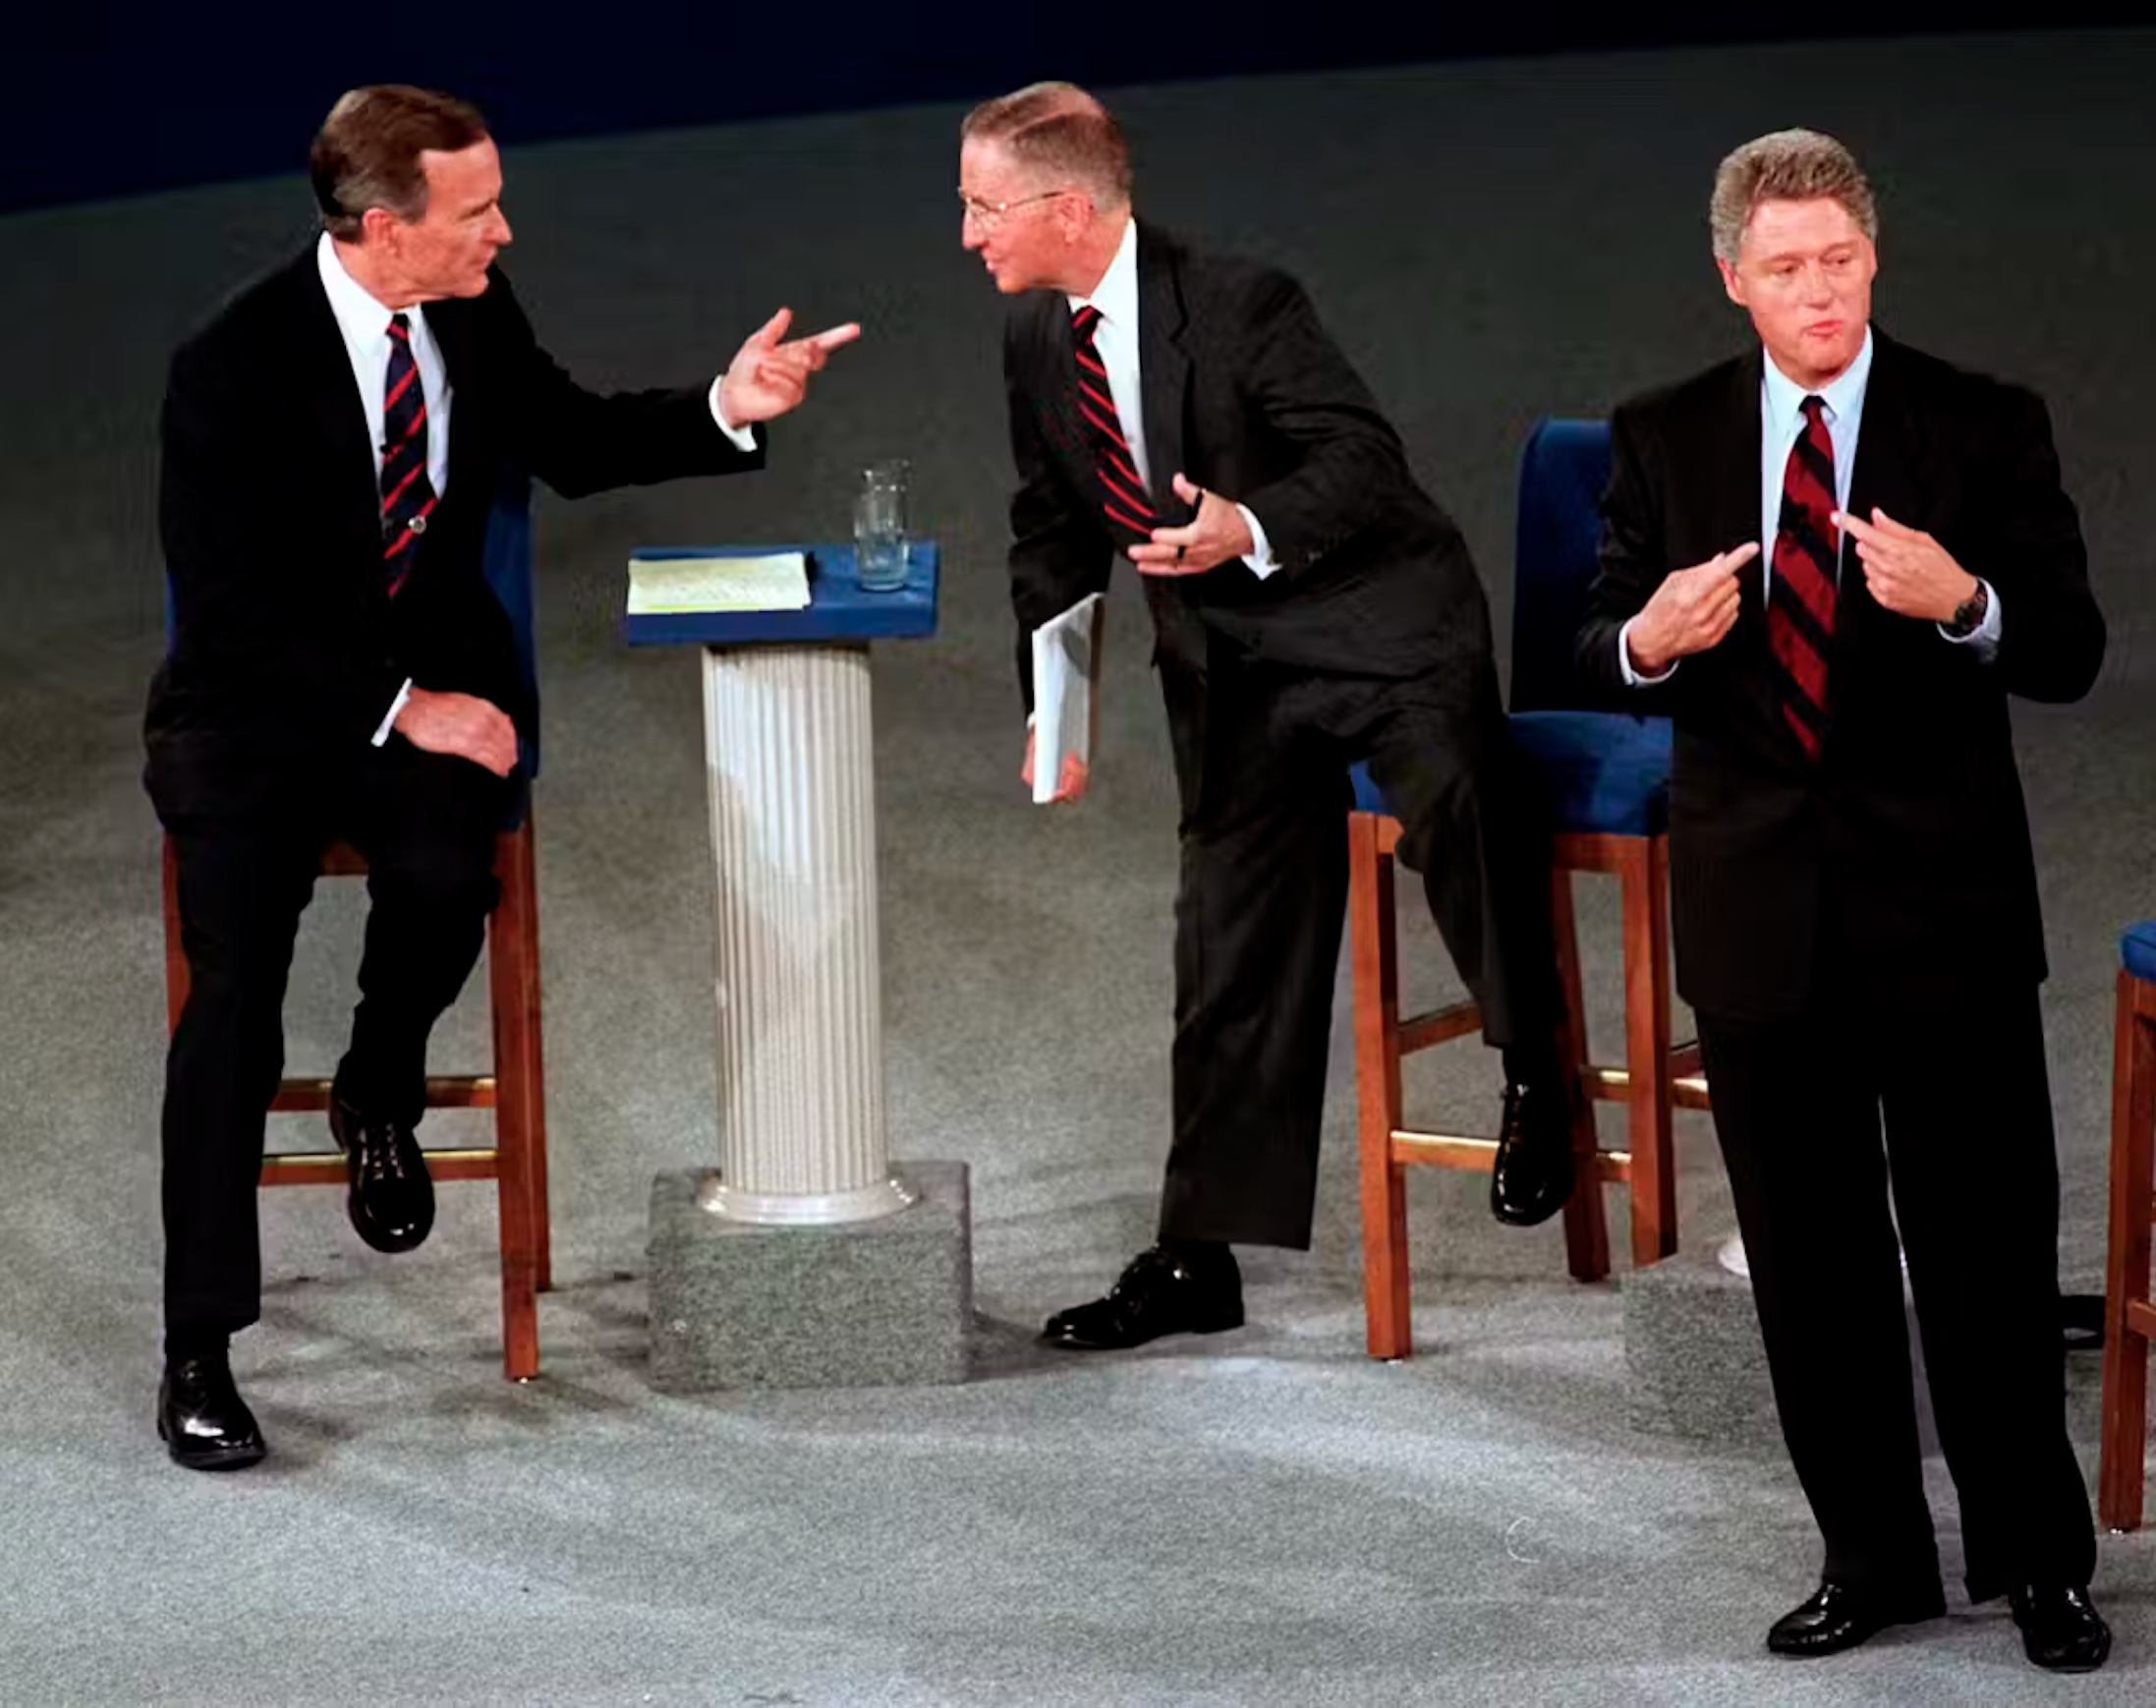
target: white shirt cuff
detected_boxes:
[1937,578,2003,659]
[371,678,414,747]
[1238,505,1279,579]
[708,377,759,452]
[1617,618,1677,686]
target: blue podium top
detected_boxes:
[623,541,939,648]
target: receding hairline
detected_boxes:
[960,81,1133,203]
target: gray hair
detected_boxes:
[1710,129,1877,265]
[960,82,1132,205]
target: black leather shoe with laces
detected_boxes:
[1490,1080,1576,1226]
[1041,1245,1244,1350]
[329,1093,435,1254]
[1766,1579,1945,1657]
[2009,1585,2110,1673]
[157,1351,266,1471]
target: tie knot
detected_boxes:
[1071,304,1102,343]
[388,313,411,343]
[1800,393,1826,424]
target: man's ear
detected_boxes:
[1717,256,1747,309]
[358,204,403,251]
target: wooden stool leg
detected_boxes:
[488,827,542,1382]
[1551,868,1611,1283]
[2100,971,2155,1531]
[162,834,192,1032]
[1350,814,1412,1359]
[1621,835,1678,1266]
[509,822,551,1294]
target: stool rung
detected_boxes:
[1390,1129,1633,1185]
[1397,1004,1482,1054]
[260,1147,504,1187]
[268,1075,498,1113]
[2128,1299,2156,1344]
[1580,1064,1712,1110]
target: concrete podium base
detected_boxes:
[647,1159,971,1392]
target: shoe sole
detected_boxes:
[1040,1312,1246,1351]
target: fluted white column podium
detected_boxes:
[628,542,970,1390]
[699,641,914,1224]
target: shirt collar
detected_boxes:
[315,230,426,343]
[1761,324,1874,428]
[1066,217,1140,332]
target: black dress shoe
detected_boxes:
[2009,1585,2110,1672]
[1041,1245,1244,1350]
[1490,1080,1575,1226]
[329,1094,434,1254]
[1766,1579,1945,1657]
[157,1353,266,1471]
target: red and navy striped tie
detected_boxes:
[1768,395,1839,761]
[380,312,436,597]
[1070,305,1156,544]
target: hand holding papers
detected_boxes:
[1026,593,1104,805]
[627,551,812,615]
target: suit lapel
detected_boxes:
[1719,349,1768,645]
[1832,330,1927,711]
[287,255,386,540]
[1135,224,1193,524]
[1029,293,1087,475]
[428,292,480,507]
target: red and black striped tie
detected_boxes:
[380,312,436,597]
[1768,395,1839,761]
[1070,305,1156,544]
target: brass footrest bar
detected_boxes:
[1390,1130,1633,1184]
[260,1147,504,1186]
[268,1075,499,1113]
[1580,1064,1712,1110]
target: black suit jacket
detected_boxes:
[1576,330,2104,1020]
[1000,223,1494,704]
[149,249,761,800]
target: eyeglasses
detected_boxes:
[957,187,1078,228]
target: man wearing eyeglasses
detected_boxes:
[960,82,1575,1351]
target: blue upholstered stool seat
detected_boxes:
[2125,920,2156,984]
[1348,711,1671,838]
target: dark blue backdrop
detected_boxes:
[13,5,2124,213]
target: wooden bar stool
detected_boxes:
[2099,918,2156,1529]
[156,477,552,1380]
[1350,420,1709,1362]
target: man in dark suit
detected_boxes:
[961,83,1575,1350]
[1577,129,2109,1671]
[149,85,855,1470]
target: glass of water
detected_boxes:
[853,459,910,592]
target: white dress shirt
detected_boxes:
[1066,219,1278,579]
[1619,326,2000,686]
[315,234,751,742]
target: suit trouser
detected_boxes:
[149,736,510,1341]
[1154,641,1560,1249]
[1696,980,2096,1601]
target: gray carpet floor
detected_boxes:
[2,28,2153,1706]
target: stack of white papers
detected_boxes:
[627,551,812,615]
[1030,593,1104,805]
